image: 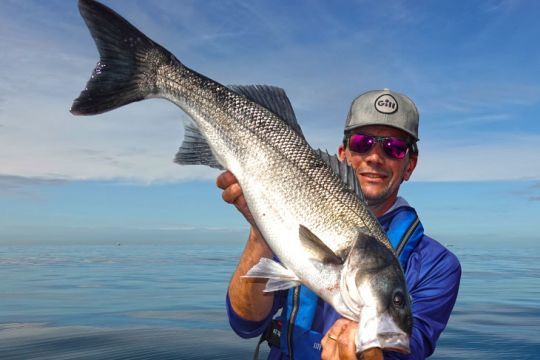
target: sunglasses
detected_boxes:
[347,133,410,159]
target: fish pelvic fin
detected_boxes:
[242,258,301,292]
[71,0,175,115]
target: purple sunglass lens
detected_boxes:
[383,138,408,159]
[349,134,374,153]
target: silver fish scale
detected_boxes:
[156,60,391,253]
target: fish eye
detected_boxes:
[392,291,405,308]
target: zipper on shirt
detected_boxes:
[396,216,420,256]
[287,286,300,359]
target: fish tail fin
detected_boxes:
[71,0,174,115]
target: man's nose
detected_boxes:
[363,143,385,163]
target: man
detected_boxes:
[217,89,461,359]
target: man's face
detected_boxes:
[338,125,417,210]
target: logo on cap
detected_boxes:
[374,94,398,114]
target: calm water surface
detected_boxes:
[1,240,539,359]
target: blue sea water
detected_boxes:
[1,240,539,359]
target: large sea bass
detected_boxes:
[71,0,412,353]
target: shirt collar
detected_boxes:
[383,196,410,215]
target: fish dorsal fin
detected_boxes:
[228,85,305,139]
[314,149,365,203]
[299,225,344,265]
[174,121,224,169]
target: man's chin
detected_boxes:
[361,192,386,206]
[359,185,393,205]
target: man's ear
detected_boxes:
[403,154,418,181]
[338,144,346,162]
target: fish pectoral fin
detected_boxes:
[174,121,224,170]
[299,225,345,265]
[263,278,301,292]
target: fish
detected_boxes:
[71,0,412,353]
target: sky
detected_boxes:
[0,0,539,245]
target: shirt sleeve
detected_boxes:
[226,290,284,339]
[385,237,462,360]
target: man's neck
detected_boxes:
[368,195,398,218]
[369,202,393,218]
[369,196,409,217]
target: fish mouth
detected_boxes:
[376,332,410,353]
[356,310,410,354]
[356,330,410,354]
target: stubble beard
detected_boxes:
[363,185,392,207]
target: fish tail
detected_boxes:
[71,0,174,115]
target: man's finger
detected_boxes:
[336,322,357,360]
[221,183,243,204]
[216,171,236,190]
[321,319,351,359]
[321,331,339,359]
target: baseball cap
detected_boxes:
[345,89,419,141]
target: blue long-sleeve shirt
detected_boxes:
[227,204,461,359]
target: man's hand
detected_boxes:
[217,170,275,321]
[321,318,359,360]
[216,171,255,226]
[321,318,383,360]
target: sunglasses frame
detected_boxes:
[346,133,412,160]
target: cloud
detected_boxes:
[414,133,540,181]
[481,0,520,14]
[0,175,66,188]
[0,0,538,183]
[0,175,67,200]
[527,182,540,201]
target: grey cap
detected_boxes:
[345,89,419,141]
